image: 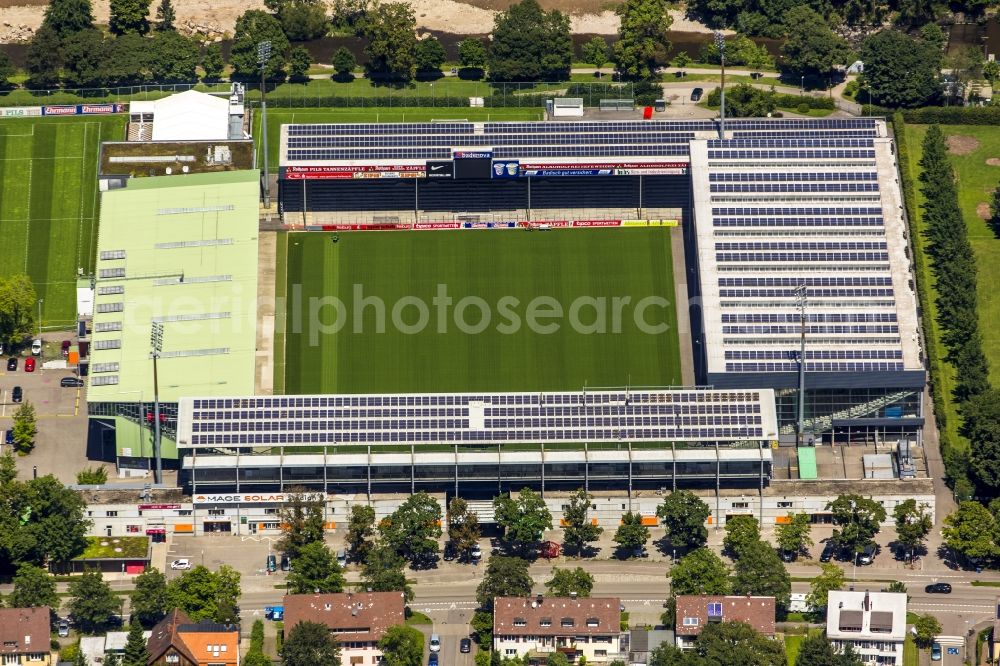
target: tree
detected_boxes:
[149,30,201,81]
[379,491,442,566]
[448,497,481,555]
[795,632,863,666]
[476,556,533,609]
[347,504,377,562]
[0,274,38,350]
[562,489,602,556]
[9,564,58,609]
[860,30,939,108]
[547,654,571,666]
[76,466,108,485]
[361,542,412,601]
[805,563,844,611]
[657,491,711,551]
[42,0,94,37]
[495,488,553,555]
[231,10,289,79]
[614,0,673,80]
[0,451,16,485]
[582,36,609,74]
[458,38,487,73]
[488,0,572,81]
[378,625,424,666]
[672,51,692,72]
[545,566,594,597]
[11,401,37,455]
[826,494,886,556]
[613,511,650,555]
[202,43,226,81]
[942,500,999,561]
[722,515,759,558]
[104,653,122,666]
[61,28,109,87]
[694,621,785,666]
[155,0,175,30]
[283,620,341,666]
[130,568,168,627]
[990,184,1000,238]
[271,0,329,41]
[893,499,931,559]
[415,38,447,75]
[68,570,119,634]
[664,547,731,623]
[363,2,418,80]
[780,6,851,78]
[887,581,907,595]
[278,492,326,561]
[775,513,812,555]
[288,541,345,594]
[110,0,152,35]
[985,60,1000,84]
[122,619,150,666]
[0,474,89,567]
[25,24,62,88]
[966,389,1000,491]
[165,565,241,623]
[731,540,791,611]
[332,47,357,81]
[0,51,13,88]
[913,614,941,648]
[288,46,313,80]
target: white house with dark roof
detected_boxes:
[826,590,907,666]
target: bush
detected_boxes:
[796,102,810,114]
[771,93,834,110]
[902,106,1000,125]
[843,80,860,98]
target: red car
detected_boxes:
[62,340,71,357]
[24,357,35,372]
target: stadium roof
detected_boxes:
[176,389,778,448]
[88,170,260,405]
[688,119,923,388]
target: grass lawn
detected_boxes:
[76,536,150,559]
[903,124,1000,448]
[254,107,543,170]
[405,610,433,625]
[0,115,126,329]
[784,634,804,665]
[282,229,682,394]
[903,636,919,666]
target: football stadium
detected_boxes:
[170,115,925,496]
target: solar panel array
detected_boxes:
[282,117,883,165]
[691,119,921,378]
[177,389,777,448]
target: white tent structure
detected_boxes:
[150,90,230,141]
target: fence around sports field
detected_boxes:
[0,79,643,109]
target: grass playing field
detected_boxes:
[281,229,682,394]
[0,115,125,329]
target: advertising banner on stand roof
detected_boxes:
[193,493,324,505]
[283,165,426,180]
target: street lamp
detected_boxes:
[258,41,273,209]
[800,75,805,94]
[150,322,164,485]
[37,299,43,337]
[713,31,726,140]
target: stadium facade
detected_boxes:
[273,117,924,449]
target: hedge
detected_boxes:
[901,106,1000,125]
[772,93,835,110]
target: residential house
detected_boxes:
[81,630,152,665]
[826,590,906,666]
[493,595,623,664]
[146,609,240,666]
[628,628,673,666]
[674,595,776,650]
[283,591,405,666]
[0,607,53,666]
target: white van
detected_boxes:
[31,339,42,356]
[337,549,347,567]
[429,634,440,652]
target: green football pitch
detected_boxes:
[281,229,682,394]
[0,116,125,329]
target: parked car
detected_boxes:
[170,559,191,570]
[819,541,836,562]
[57,621,69,637]
[779,549,797,563]
[925,582,952,594]
[931,642,942,661]
[429,634,440,653]
[280,554,291,571]
[337,549,348,567]
[11,386,22,403]
[31,339,41,356]
[61,340,71,357]
[470,544,482,563]
[428,654,439,666]
[460,638,472,654]
[4,430,12,446]
[61,377,84,388]
[443,542,457,561]
[858,542,878,565]
[691,87,704,102]
[6,357,15,371]
[266,554,277,572]
[24,357,35,372]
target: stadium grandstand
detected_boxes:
[176,389,777,495]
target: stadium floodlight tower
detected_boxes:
[714,30,726,140]
[795,283,807,446]
[150,322,164,485]
[258,40,272,209]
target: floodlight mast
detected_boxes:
[258,41,272,209]
[150,322,164,484]
[795,284,807,446]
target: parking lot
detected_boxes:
[0,341,92,483]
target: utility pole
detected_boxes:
[258,41,272,209]
[150,322,164,484]
[795,284,807,446]
[714,31,726,140]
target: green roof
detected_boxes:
[797,446,818,480]
[88,170,260,407]
[76,536,150,560]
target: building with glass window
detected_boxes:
[87,170,260,474]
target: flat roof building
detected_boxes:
[826,590,907,666]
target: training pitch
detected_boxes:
[0,115,125,328]
[281,229,682,394]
